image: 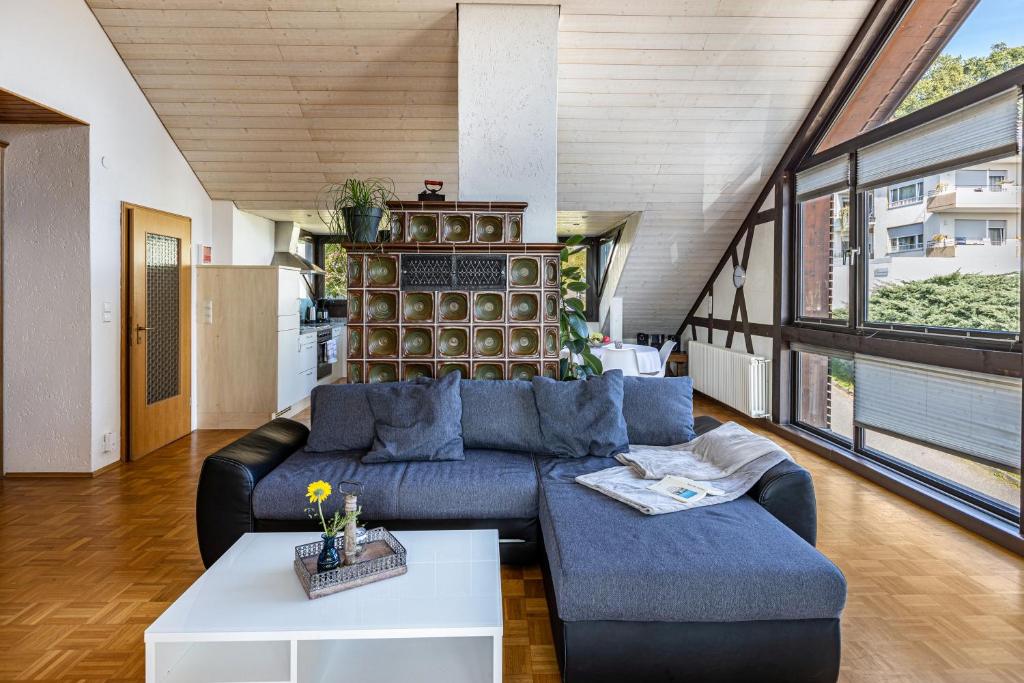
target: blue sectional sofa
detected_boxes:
[196,377,847,682]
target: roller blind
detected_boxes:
[795,154,849,200]
[857,88,1021,189]
[854,354,1021,470]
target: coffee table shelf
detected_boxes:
[146,530,502,683]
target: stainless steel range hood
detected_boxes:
[270,221,325,275]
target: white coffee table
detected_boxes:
[145,530,503,683]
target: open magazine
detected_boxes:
[648,476,725,505]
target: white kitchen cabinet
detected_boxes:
[298,332,317,373]
[276,328,300,411]
[277,268,301,316]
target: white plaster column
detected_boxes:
[458,4,559,242]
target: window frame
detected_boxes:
[794,187,854,327]
[559,223,625,323]
[785,69,1024,526]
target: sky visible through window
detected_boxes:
[943,0,1024,58]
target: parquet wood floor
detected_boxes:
[0,399,1021,682]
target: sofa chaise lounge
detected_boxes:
[196,377,847,683]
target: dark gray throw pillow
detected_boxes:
[621,376,696,445]
[363,371,464,463]
[531,370,630,458]
[305,384,376,452]
[460,380,547,453]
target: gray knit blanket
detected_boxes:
[575,422,791,515]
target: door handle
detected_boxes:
[135,324,153,344]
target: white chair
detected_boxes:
[646,340,677,378]
[600,347,641,376]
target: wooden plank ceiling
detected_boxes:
[87,0,873,335]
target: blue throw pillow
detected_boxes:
[460,380,547,453]
[363,371,465,463]
[621,376,696,445]
[531,370,630,458]
[305,384,376,452]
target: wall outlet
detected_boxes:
[102,432,116,453]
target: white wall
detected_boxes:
[458,4,559,242]
[0,1,213,471]
[211,200,275,266]
[0,124,92,473]
[683,221,774,359]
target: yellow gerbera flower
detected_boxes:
[306,480,332,504]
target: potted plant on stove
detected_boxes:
[317,178,397,243]
[560,235,604,379]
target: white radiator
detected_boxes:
[688,341,771,418]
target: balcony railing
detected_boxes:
[926,184,1020,212]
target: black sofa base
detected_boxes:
[256,517,540,565]
[540,555,841,683]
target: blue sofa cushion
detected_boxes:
[253,448,539,521]
[622,376,696,445]
[536,456,847,623]
[460,380,546,453]
[364,372,464,463]
[304,384,376,452]
[532,371,630,458]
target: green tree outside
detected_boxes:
[324,243,348,298]
[895,42,1024,118]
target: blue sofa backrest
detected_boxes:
[305,375,696,454]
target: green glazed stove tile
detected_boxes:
[438,362,469,379]
[367,362,398,383]
[442,214,471,242]
[510,257,540,287]
[366,256,398,287]
[510,328,540,357]
[439,292,469,321]
[474,292,504,322]
[401,328,433,357]
[509,362,539,381]
[408,214,438,242]
[402,292,434,322]
[473,363,504,380]
[366,292,397,322]
[473,328,505,357]
[367,327,398,357]
[509,292,540,322]
[438,328,469,357]
[474,215,504,243]
[403,363,433,381]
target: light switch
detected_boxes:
[102,301,113,323]
[203,300,214,323]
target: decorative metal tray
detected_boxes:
[293,527,407,600]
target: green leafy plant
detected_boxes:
[317,178,397,239]
[559,235,603,380]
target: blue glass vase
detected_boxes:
[317,533,341,573]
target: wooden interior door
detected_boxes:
[127,205,192,459]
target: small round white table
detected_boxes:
[590,343,662,375]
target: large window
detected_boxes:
[789,51,1023,531]
[323,242,348,298]
[794,350,1021,517]
[558,223,623,322]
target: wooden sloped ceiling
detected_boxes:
[87,0,874,335]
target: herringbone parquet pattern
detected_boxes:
[0,399,1021,682]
